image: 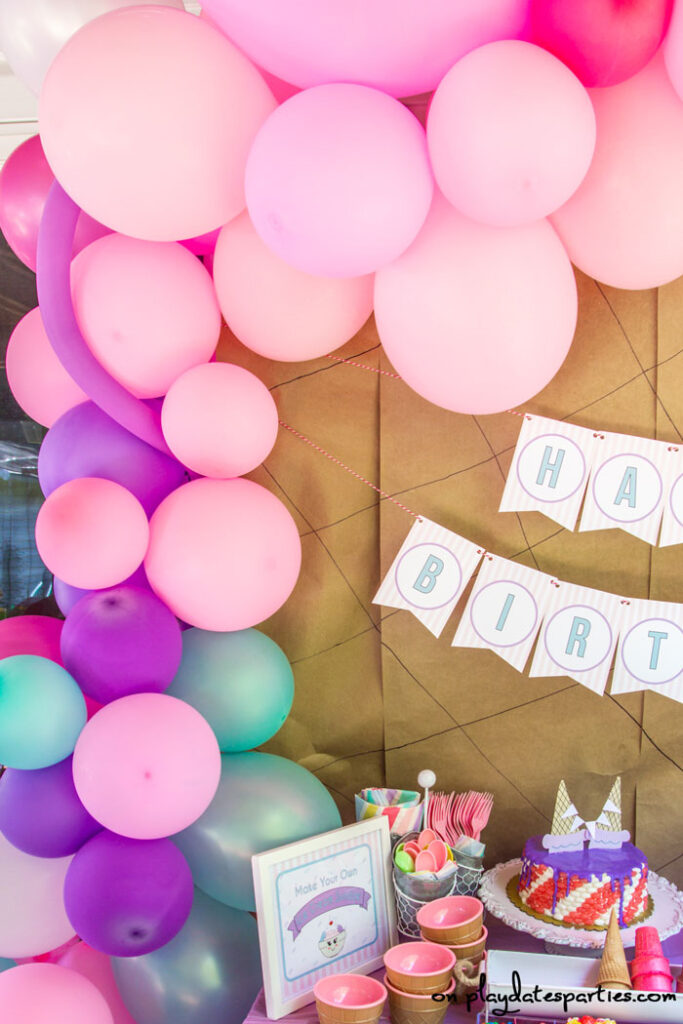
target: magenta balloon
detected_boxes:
[180,228,221,257]
[0,616,63,664]
[53,564,151,617]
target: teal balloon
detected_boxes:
[174,752,341,912]
[112,889,262,1024]
[166,628,294,752]
[0,959,15,972]
[0,655,86,768]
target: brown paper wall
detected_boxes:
[217,265,683,887]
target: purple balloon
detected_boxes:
[39,401,187,516]
[64,831,194,957]
[53,564,152,616]
[0,756,100,858]
[61,585,183,704]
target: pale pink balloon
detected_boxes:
[0,834,75,959]
[552,54,683,289]
[666,0,683,97]
[39,6,276,240]
[35,478,149,590]
[59,943,136,1024]
[145,478,301,631]
[71,234,221,398]
[6,308,87,427]
[0,964,113,1024]
[161,363,278,478]
[428,41,596,227]
[72,694,221,840]
[245,83,434,277]
[213,213,373,360]
[374,193,578,415]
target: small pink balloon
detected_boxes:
[428,41,596,227]
[59,943,136,1024]
[0,616,63,664]
[374,192,577,414]
[161,363,278,478]
[0,963,113,1024]
[6,308,87,428]
[666,0,683,98]
[72,694,221,839]
[180,228,221,257]
[145,477,301,631]
[551,54,683,289]
[213,212,373,361]
[39,6,276,240]
[71,234,221,398]
[245,83,434,277]
[35,478,149,590]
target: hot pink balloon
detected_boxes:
[39,6,276,240]
[428,41,596,227]
[551,55,683,289]
[245,83,434,277]
[145,478,301,631]
[0,616,63,664]
[6,308,87,428]
[374,192,577,414]
[72,694,221,839]
[71,234,221,398]
[213,212,373,361]
[35,478,149,590]
[59,943,136,1024]
[0,963,113,1024]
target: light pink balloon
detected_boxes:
[374,193,578,415]
[161,363,278,478]
[0,963,113,1024]
[552,54,683,289]
[666,0,683,97]
[71,234,221,398]
[0,834,75,959]
[59,943,136,1024]
[35,478,149,590]
[428,41,596,227]
[6,308,87,427]
[145,478,301,631]
[39,6,276,240]
[245,83,434,277]
[72,694,221,839]
[213,213,373,360]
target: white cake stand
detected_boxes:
[480,858,683,952]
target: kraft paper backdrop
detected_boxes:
[219,267,683,886]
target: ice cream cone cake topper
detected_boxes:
[543,779,587,851]
[542,777,630,852]
[597,908,632,990]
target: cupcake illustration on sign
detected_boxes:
[318,920,347,959]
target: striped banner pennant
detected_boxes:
[372,517,483,638]
[499,414,596,530]
[611,598,683,703]
[451,554,551,672]
[529,579,626,696]
[659,448,683,548]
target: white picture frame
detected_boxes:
[252,816,397,1020]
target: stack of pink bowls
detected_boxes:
[416,896,486,965]
[382,942,455,1024]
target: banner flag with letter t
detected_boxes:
[611,598,683,703]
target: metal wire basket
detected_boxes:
[451,857,484,897]
[392,872,457,939]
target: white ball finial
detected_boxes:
[418,769,436,789]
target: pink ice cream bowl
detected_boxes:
[313,974,387,1024]
[416,895,483,945]
[383,941,456,994]
[441,925,488,965]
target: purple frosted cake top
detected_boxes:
[523,835,647,878]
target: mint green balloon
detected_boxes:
[166,628,294,752]
[0,655,86,768]
[0,959,15,972]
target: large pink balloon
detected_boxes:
[71,234,221,398]
[551,55,683,290]
[664,0,683,100]
[213,212,373,361]
[59,943,136,1024]
[0,834,75,959]
[200,0,528,97]
[35,478,149,590]
[374,193,577,415]
[145,478,301,631]
[428,41,596,227]
[73,694,221,839]
[6,308,87,427]
[0,963,112,1024]
[39,6,276,240]
[246,83,434,277]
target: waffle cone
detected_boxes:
[388,1002,449,1024]
[598,909,632,990]
[317,1002,384,1024]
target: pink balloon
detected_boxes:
[374,192,577,414]
[200,0,528,97]
[428,41,596,227]
[59,944,136,1024]
[6,308,87,427]
[664,0,683,100]
[529,0,672,87]
[551,55,683,289]
[213,212,373,361]
[0,834,75,959]
[161,363,278,478]
[39,6,276,240]
[72,694,221,839]
[71,234,221,398]
[0,616,63,664]
[35,478,149,590]
[180,228,221,257]
[0,964,113,1024]
[245,83,434,277]
[145,478,301,631]
[0,136,108,272]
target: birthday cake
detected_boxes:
[515,779,650,929]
